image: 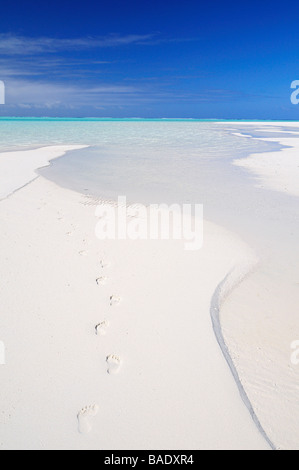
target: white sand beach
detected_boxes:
[218,123,299,450]
[0,144,270,450]
[233,134,299,197]
[0,122,299,450]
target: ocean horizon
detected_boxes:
[0,117,299,122]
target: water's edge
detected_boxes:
[210,263,275,450]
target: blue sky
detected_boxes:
[0,0,298,118]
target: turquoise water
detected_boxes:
[27,121,296,257]
[0,117,283,151]
[0,117,298,150]
[0,118,298,260]
[1,117,299,120]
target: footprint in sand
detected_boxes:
[95,320,109,336]
[100,259,110,269]
[96,276,108,286]
[77,404,99,434]
[110,295,121,306]
[106,355,122,375]
[79,250,88,256]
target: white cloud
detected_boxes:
[4,79,144,109]
[0,33,157,55]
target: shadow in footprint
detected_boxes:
[96,276,108,286]
[110,295,121,306]
[100,259,110,269]
[106,355,122,375]
[95,320,109,336]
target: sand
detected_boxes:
[0,145,88,200]
[233,136,299,197]
[0,146,270,449]
[217,123,299,449]
[2,123,299,449]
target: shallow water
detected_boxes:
[0,119,298,262]
[29,121,297,258]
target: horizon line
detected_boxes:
[0,117,298,122]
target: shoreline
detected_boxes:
[0,145,89,201]
[217,123,299,449]
[233,135,299,197]
[210,260,275,450]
